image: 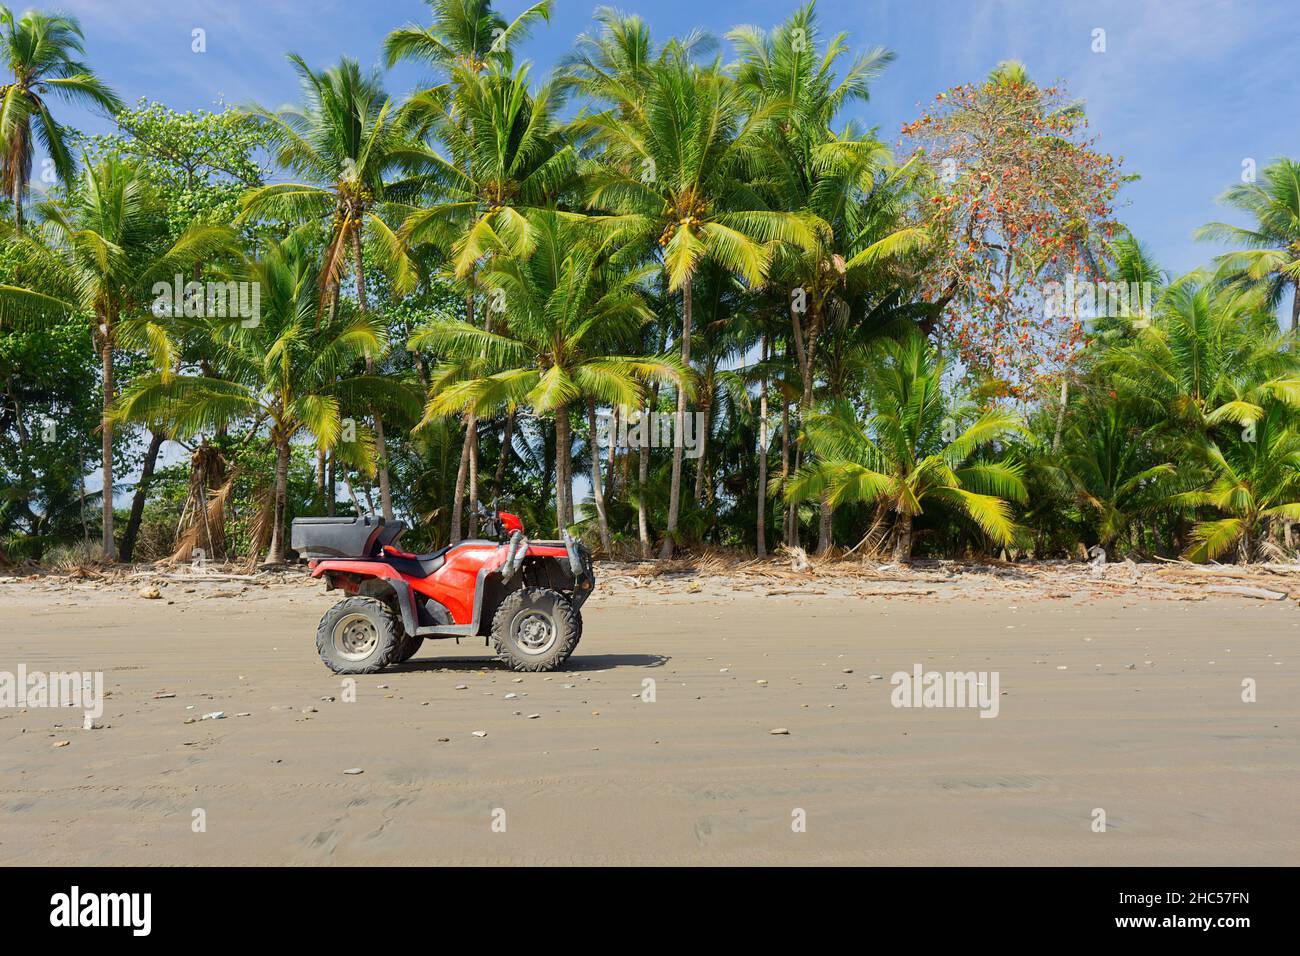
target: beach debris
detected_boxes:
[200,711,225,720]
[1207,584,1287,601]
[343,768,363,775]
[769,727,790,735]
[471,730,488,737]
[138,586,162,600]
[53,740,70,748]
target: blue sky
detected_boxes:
[46,0,1299,281]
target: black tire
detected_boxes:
[491,587,581,672]
[395,632,422,663]
[315,596,402,675]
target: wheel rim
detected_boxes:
[514,610,557,655]
[333,612,379,661]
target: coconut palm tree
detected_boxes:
[786,335,1027,562]
[1060,398,1177,557]
[0,5,121,230]
[112,237,418,564]
[1175,402,1300,563]
[239,55,427,522]
[411,211,681,544]
[1102,277,1300,437]
[400,61,576,281]
[731,4,921,553]
[558,5,714,110]
[400,60,577,539]
[1196,157,1300,331]
[384,0,553,76]
[0,156,232,559]
[577,55,814,557]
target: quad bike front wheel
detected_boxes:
[491,587,581,672]
[316,596,403,674]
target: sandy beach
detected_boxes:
[1,564,1297,866]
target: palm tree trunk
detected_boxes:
[99,327,116,561]
[12,171,24,234]
[660,277,692,559]
[327,452,336,516]
[468,424,480,537]
[266,437,290,564]
[315,447,326,508]
[892,511,913,564]
[1290,281,1299,334]
[693,392,711,504]
[449,294,476,543]
[817,493,833,554]
[351,230,393,521]
[554,403,573,535]
[588,399,611,554]
[637,388,656,559]
[757,337,769,558]
[451,421,473,543]
[1051,377,1070,453]
[781,395,793,548]
[606,405,619,502]
[120,430,165,562]
[492,408,515,499]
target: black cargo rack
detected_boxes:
[290,515,406,560]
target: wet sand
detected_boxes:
[1,574,1296,865]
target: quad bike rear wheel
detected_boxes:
[491,587,581,672]
[316,596,402,674]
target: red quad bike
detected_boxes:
[290,506,594,674]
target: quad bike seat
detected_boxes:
[382,540,499,578]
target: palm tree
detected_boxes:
[1060,399,1176,557]
[411,211,680,544]
[113,237,417,563]
[1103,277,1300,437]
[400,60,577,540]
[577,55,814,557]
[786,336,1027,562]
[1176,403,1300,563]
[240,55,426,522]
[385,0,552,76]
[0,6,121,230]
[0,156,231,559]
[731,3,918,553]
[1196,158,1300,331]
[559,5,713,109]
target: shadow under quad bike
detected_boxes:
[291,505,595,674]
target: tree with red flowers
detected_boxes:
[901,61,1124,397]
